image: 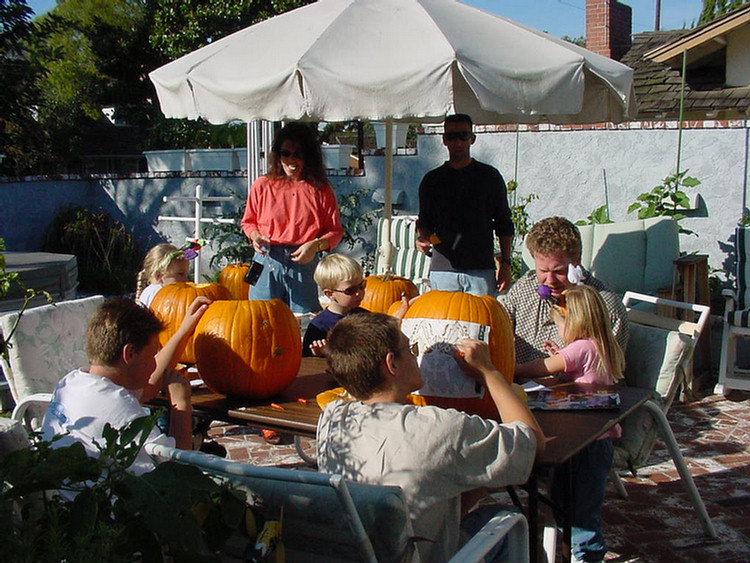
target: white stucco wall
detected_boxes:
[342,120,749,278]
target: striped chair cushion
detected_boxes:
[375,216,431,286]
[728,309,750,328]
[376,215,420,251]
[737,227,750,311]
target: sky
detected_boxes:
[25,0,704,38]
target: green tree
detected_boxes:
[699,0,745,25]
[0,0,49,174]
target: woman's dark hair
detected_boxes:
[267,122,328,188]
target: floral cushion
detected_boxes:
[0,295,105,402]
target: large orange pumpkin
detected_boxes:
[218,263,251,300]
[361,274,419,313]
[193,299,302,399]
[150,282,232,364]
[402,290,515,420]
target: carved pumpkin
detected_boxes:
[361,274,419,314]
[402,290,515,420]
[218,263,251,300]
[150,282,232,364]
[193,299,302,399]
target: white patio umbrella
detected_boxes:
[150,0,636,269]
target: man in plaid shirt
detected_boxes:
[499,217,629,364]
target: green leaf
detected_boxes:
[682,176,701,187]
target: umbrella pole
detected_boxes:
[381,118,395,275]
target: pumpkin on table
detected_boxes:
[401,290,515,420]
[361,274,419,314]
[150,281,232,364]
[193,299,302,400]
[218,262,252,300]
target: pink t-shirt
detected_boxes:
[241,175,343,249]
[557,338,621,439]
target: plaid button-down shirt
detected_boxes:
[499,270,630,364]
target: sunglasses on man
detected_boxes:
[279,149,304,159]
[330,280,367,296]
[443,131,473,142]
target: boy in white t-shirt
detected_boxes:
[42,297,206,475]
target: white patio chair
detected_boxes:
[715,226,750,394]
[375,215,431,293]
[0,295,105,429]
[146,442,530,563]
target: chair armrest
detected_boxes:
[450,511,529,563]
[11,393,53,431]
[722,289,737,315]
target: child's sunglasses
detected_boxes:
[330,280,367,296]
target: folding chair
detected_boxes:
[716,226,750,394]
[0,295,105,429]
[146,443,530,563]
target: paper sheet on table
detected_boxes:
[521,381,549,393]
[401,318,490,398]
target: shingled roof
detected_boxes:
[621,12,750,120]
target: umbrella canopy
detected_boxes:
[150,0,635,125]
[149,0,636,272]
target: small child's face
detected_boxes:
[160,260,189,285]
[327,276,365,310]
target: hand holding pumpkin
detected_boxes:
[176,296,212,337]
[309,339,327,357]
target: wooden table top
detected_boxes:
[165,358,652,451]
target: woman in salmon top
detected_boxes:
[241,122,344,314]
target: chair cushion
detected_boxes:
[736,227,750,310]
[384,249,431,282]
[615,323,692,471]
[0,295,105,402]
[589,223,646,294]
[624,323,692,400]
[728,308,750,328]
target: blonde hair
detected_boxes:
[135,243,184,300]
[526,216,582,263]
[313,254,363,290]
[559,285,624,382]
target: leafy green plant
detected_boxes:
[739,210,750,227]
[0,413,252,562]
[41,206,143,295]
[203,193,256,271]
[507,181,538,282]
[627,171,701,235]
[576,204,613,226]
[337,185,379,252]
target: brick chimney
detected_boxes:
[586,0,633,61]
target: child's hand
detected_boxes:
[178,296,211,334]
[391,294,418,322]
[309,339,327,357]
[454,339,497,381]
[542,340,560,356]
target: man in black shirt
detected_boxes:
[416,114,514,296]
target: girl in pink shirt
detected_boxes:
[516,284,625,563]
[516,284,624,385]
